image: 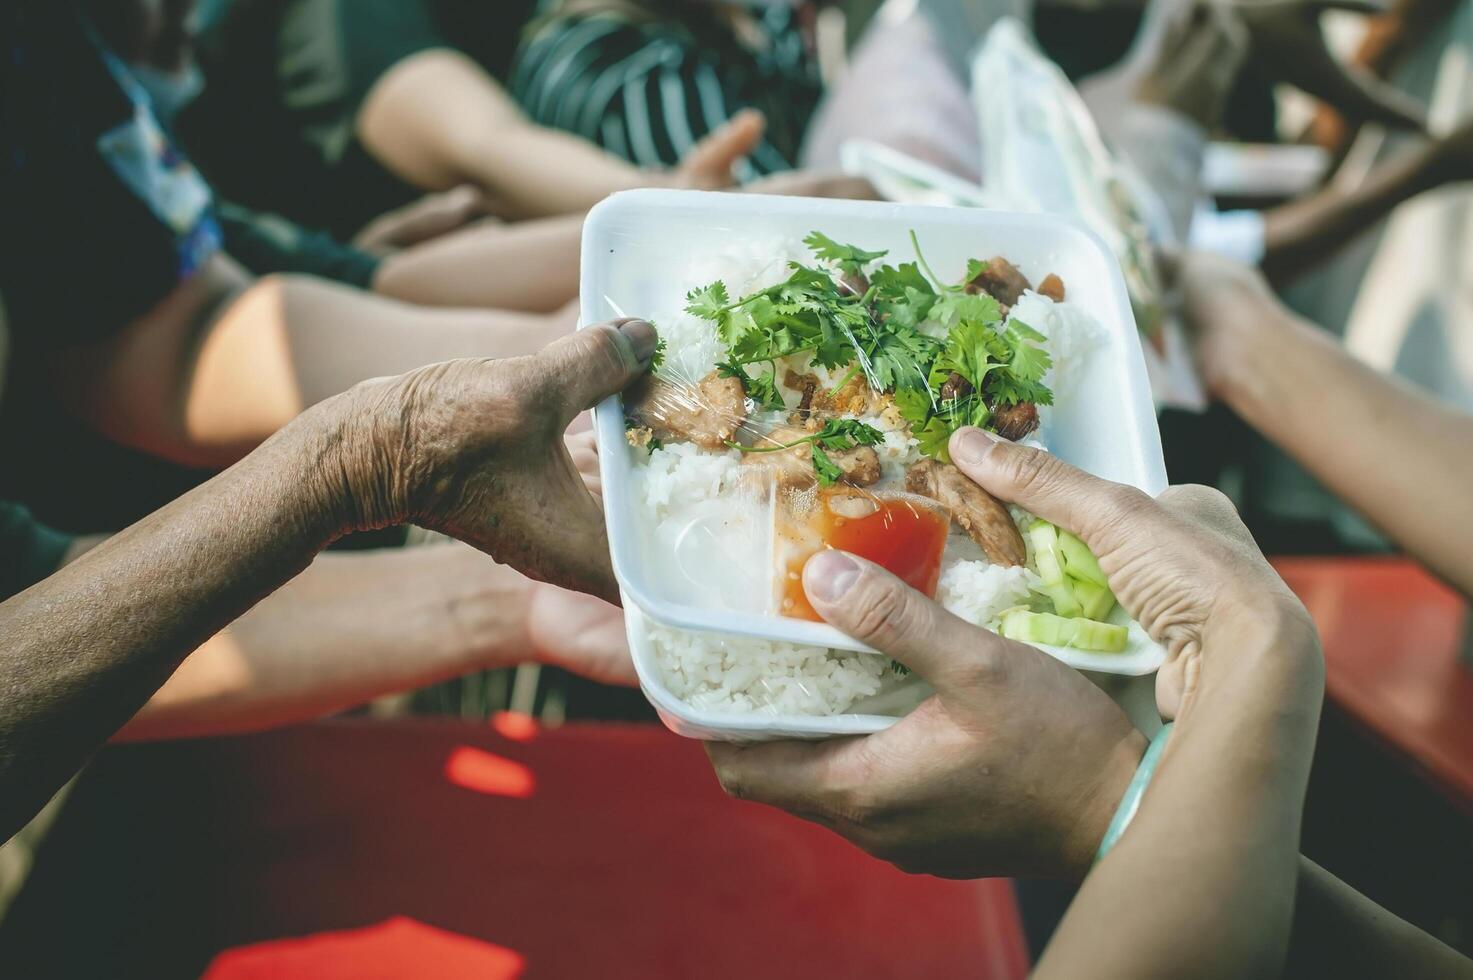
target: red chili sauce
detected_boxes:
[781,491,950,622]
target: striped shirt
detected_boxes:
[510,6,821,178]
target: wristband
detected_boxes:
[1095,722,1174,863]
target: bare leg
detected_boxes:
[56,255,577,468]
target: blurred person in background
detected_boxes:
[511,0,1471,286]
[708,428,1473,977]
[84,0,729,316]
[171,0,845,242]
[89,1,869,328]
[0,0,609,533]
[513,0,831,177]
[0,316,656,844]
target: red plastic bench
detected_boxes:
[1274,557,1473,815]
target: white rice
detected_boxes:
[650,623,889,717]
[640,442,740,522]
[936,559,1042,627]
[634,255,1101,717]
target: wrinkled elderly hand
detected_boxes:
[709,427,1317,881]
[321,319,657,603]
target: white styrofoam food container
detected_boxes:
[581,190,1168,739]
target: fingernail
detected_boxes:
[804,550,861,604]
[951,427,997,466]
[617,319,658,366]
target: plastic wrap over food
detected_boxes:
[582,190,1169,739]
[968,20,1204,409]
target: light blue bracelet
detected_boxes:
[1095,722,1174,863]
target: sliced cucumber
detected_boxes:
[1071,578,1118,622]
[998,609,1128,653]
[1028,521,1082,617]
[1058,530,1108,588]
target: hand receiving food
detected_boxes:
[708,546,1148,881]
[710,428,1319,879]
[1166,250,1289,400]
[321,319,658,603]
[946,427,1315,720]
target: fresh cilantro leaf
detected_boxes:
[747,367,787,412]
[647,437,664,455]
[803,231,887,275]
[811,444,845,487]
[931,319,994,389]
[870,261,934,297]
[685,281,730,321]
[717,360,785,411]
[964,258,989,285]
[914,417,954,463]
[650,336,667,372]
[931,291,1003,331]
[813,418,884,451]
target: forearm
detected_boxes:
[1286,858,1473,976]
[373,214,583,312]
[357,50,656,221]
[1262,138,1454,281]
[1220,308,1473,596]
[1039,615,1324,979]
[0,414,340,838]
[115,545,535,742]
[454,124,659,221]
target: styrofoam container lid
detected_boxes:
[582,190,1168,738]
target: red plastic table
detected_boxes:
[179,717,1029,980]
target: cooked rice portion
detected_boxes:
[631,249,1099,717]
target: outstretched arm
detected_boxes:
[1262,119,1472,281]
[1179,251,1473,596]
[52,255,573,469]
[356,50,762,220]
[0,319,656,840]
[373,214,584,313]
[0,416,341,839]
[115,542,630,742]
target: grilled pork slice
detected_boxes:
[966,256,1033,307]
[625,371,749,450]
[906,459,1026,566]
[743,425,881,489]
[990,401,1040,441]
